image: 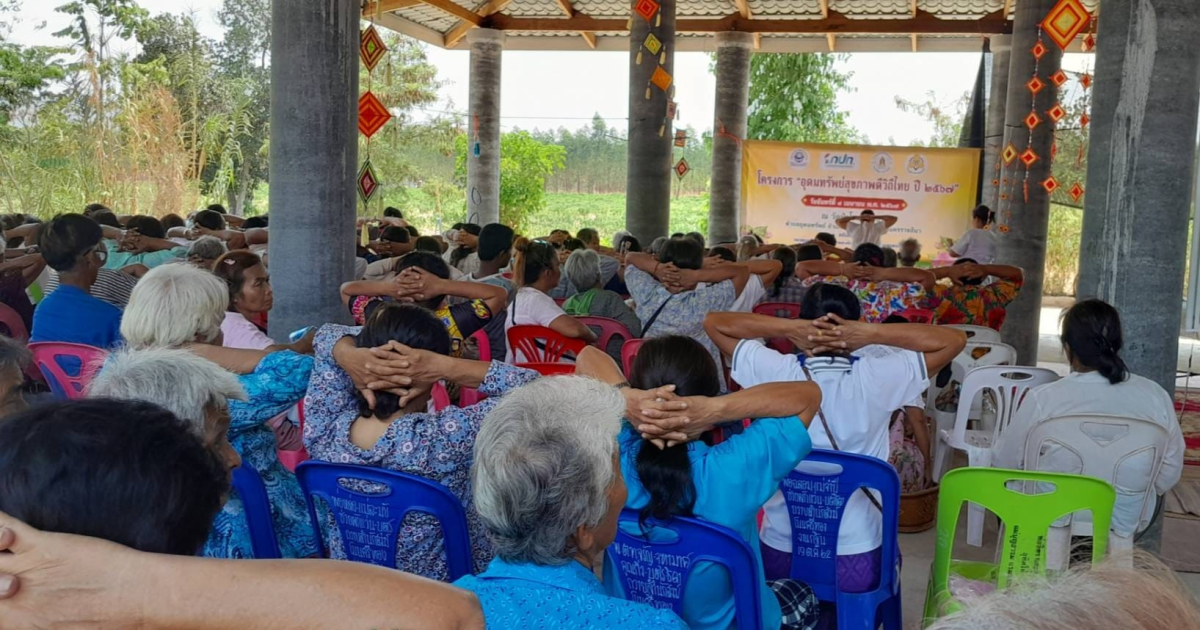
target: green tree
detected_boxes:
[893,90,971,148]
[740,53,859,143]
[455,130,565,231]
[0,1,66,126]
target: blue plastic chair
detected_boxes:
[605,509,765,630]
[294,461,473,581]
[230,464,281,559]
[780,449,902,630]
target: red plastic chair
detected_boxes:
[516,362,577,376]
[899,308,936,324]
[459,329,492,406]
[506,325,587,363]
[553,297,567,307]
[277,399,310,472]
[752,302,802,319]
[577,316,634,354]
[621,338,645,376]
[28,342,107,399]
[752,302,802,354]
[431,382,452,411]
[0,303,28,342]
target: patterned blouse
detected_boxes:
[800,275,926,323]
[203,350,317,559]
[303,324,540,581]
[348,295,492,358]
[928,277,1024,331]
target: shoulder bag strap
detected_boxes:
[641,295,674,335]
[801,364,884,513]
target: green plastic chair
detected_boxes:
[922,467,1115,625]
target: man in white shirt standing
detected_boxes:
[836,211,898,248]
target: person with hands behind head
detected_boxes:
[504,239,597,362]
[305,302,545,580]
[794,243,933,322]
[928,258,1024,330]
[835,210,897,248]
[705,287,965,601]
[108,216,189,270]
[341,251,507,358]
[624,238,750,388]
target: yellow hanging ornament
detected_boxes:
[360,220,371,247]
[658,124,665,137]
[645,87,652,100]
[655,14,661,27]
[636,51,643,65]
[659,51,666,65]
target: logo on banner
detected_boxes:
[821,152,858,170]
[872,152,893,174]
[788,149,810,168]
[906,154,928,174]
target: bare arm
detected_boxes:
[3,223,40,243]
[245,227,269,247]
[548,313,598,344]
[808,240,855,261]
[0,518,485,630]
[401,269,507,317]
[834,216,854,230]
[0,254,45,287]
[704,311,820,360]
[809,314,967,377]
[868,266,936,292]
[741,258,784,287]
[340,280,394,306]
[185,344,269,375]
[980,264,1024,283]
[222,214,247,228]
[678,263,751,297]
[795,259,854,280]
[878,215,899,228]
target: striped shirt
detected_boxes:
[42,268,137,309]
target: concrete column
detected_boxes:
[625,0,675,245]
[982,36,1011,209]
[1077,0,1200,391]
[267,0,358,340]
[995,0,1062,364]
[466,28,504,225]
[708,32,752,246]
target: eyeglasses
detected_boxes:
[91,246,108,264]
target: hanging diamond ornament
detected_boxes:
[1027,76,1046,96]
[674,157,690,179]
[650,66,673,92]
[356,160,381,203]
[360,25,388,72]
[1080,73,1092,89]
[1002,143,1019,166]
[1020,148,1040,167]
[1080,112,1091,128]
[1069,182,1085,202]
[674,129,686,148]
[1048,103,1067,123]
[1042,176,1061,194]
[1082,33,1096,52]
[634,0,659,22]
[643,32,662,55]
[1031,40,1048,60]
[1050,70,1069,88]
[358,92,392,138]
[1024,111,1042,130]
[1041,0,1091,51]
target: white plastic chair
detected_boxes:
[1023,414,1169,570]
[927,341,1019,443]
[933,364,1059,546]
[946,324,1001,344]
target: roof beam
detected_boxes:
[551,0,598,51]
[413,0,483,25]
[488,10,1013,34]
[363,0,422,14]
[443,0,513,47]
[910,33,918,51]
[818,0,829,19]
[910,0,918,17]
[826,33,835,50]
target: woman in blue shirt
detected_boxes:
[612,336,823,630]
[30,214,122,349]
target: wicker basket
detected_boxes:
[899,484,939,533]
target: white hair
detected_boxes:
[88,347,246,436]
[472,376,624,566]
[121,263,229,349]
[928,552,1200,630]
[187,235,226,262]
[563,248,602,292]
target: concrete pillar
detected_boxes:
[267,0,358,340]
[625,0,675,245]
[708,32,752,246]
[1077,0,1200,391]
[995,0,1062,364]
[466,29,504,225]
[982,36,1011,209]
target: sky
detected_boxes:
[9,0,1095,146]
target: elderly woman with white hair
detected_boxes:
[89,347,244,475]
[453,375,687,629]
[561,248,642,359]
[186,235,226,269]
[119,263,316,559]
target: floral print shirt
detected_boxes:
[800,275,926,323]
[303,324,539,581]
[203,351,317,559]
[928,277,1023,331]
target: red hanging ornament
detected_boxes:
[1082,33,1096,52]
[1042,176,1060,194]
[1025,111,1042,131]
[1080,73,1092,89]
[1080,112,1091,128]
[1020,148,1040,167]
[1050,70,1069,88]
[1069,183,1085,202]
[1048,103,1067,123]
[1041,0,1092,51]
[1031,40,1049,60]
[1027,76,1046,96]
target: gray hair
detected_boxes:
[89,346,246,436]
[121,263,229,349]
[563,248,603,292]
[472,376,625,566]
[187,235,226,262]
[736,235,758,262]
[649,236,669,256]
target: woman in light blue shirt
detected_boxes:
[611,336,823,630]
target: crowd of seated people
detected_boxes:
[0,202,1191,630]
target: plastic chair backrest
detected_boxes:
[28,342,108,399]
[471,328,491,361]
[780,450,901,606]
[295,461,474,581]
[946,324,1001,343]
[606,509,764,630]
[506,325,587,363]
[431,382,452,411]
[899,308,936,324]
[622,338,645,375]
[931,467,1115,593]
[576,316,634,354]
[950,365,1059,447]
[553,297,567,307]
[0,303,28,342]
[516,362,577,376]
[1023,414,1168,532]
[752,302,802,319]
[231,464,282,559]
